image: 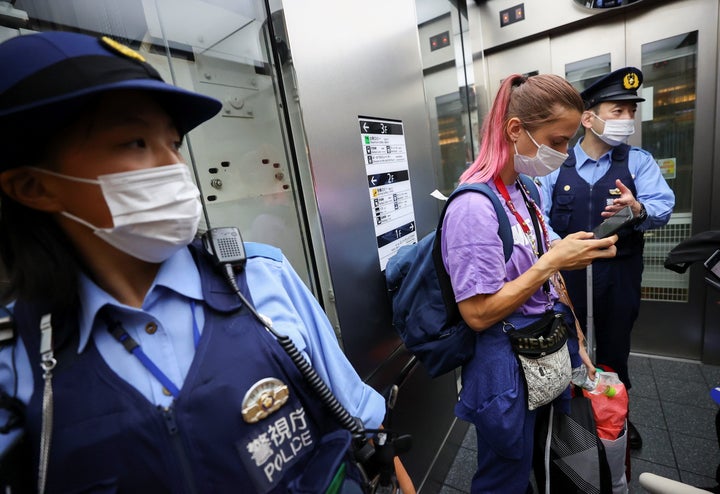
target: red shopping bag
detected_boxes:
[583,371,630,492]
[583,371,629,441]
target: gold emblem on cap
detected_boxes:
[563,185,571,192]
[101,36,146,63]
[609,188,621,195]
[242,377,289,423]
[623,72,639,90]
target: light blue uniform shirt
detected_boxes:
[0,246,385,455]
[537,139,675,242]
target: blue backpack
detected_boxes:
[384,175,540,377]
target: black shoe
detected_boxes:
[628,420,643,450]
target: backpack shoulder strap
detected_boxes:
[438,183,513,262]
[431,182,513,324]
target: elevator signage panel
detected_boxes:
[359,116,417,270]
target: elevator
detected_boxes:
[457,0,720,364]
[2,0,720,491]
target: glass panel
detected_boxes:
[565,54,611,93]
[436,87,476,195]
[564,55,611,146]
[4,0,314,285]
[415,0,478,196]
[640,31,697,302]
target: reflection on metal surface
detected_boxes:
[640,31,698,303]
[573,0,644,9]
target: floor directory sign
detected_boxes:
[358,116,417,270]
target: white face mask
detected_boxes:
[590,113,635,146]
[513,130,569,177]
[33,163,202,263]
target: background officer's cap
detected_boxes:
[581,67,645,109]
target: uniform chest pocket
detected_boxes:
[554,193,575,209]
[551,194,575,233]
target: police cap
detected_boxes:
[581,67,645,109]
[0,32,221,157]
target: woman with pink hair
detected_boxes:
[441,74,617,492]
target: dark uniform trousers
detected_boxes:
[549,144,644,389]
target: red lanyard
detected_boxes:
[493,176,550,257]
[494,176,553,302]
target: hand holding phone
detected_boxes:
[592,206,635,239]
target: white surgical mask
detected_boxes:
[590,114,635,146]
[33,163,202,263]
[513,130,568,177]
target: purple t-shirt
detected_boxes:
[440,180,558,316]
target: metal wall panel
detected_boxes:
[485,37,551,95]
[280,0,439,375]
[469,0,594,52]
[279,1,460,487]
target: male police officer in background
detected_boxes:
[538,67,675,450]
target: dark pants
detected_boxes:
[472,414,537,494]
[561,254,643,389]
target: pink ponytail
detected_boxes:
[459,73,583,185]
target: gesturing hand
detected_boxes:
[602,179,640,217]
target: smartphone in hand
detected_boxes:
[592,206,635,239]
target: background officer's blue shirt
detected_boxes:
[538,139,675,241]
[0,245,385,455]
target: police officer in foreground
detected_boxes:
[538,67,675,450]
[0,31,414,492]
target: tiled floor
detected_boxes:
[436,353,720,493]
